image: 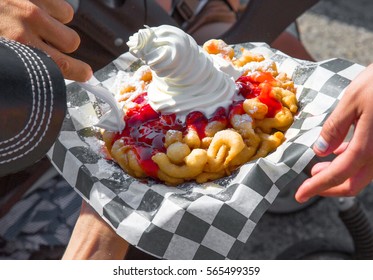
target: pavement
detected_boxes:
[237,0,373,259]
[298,0,373,66]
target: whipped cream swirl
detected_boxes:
[127,25,238,119]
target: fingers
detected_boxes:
[1,1,91,81]
[307,142,350,181]
[35,13,81,53]
[310,161,330,176]
[295,125,368,200]
[314,64,373,157]
[32,0,75,23]
[28,2,92,81]
[333,142,349,155]
[295,145,364,203]
[295,64,373,204]
[35,40,92,81]
[313,98,355,156]
[296,124,373,203]
[317,165,373,197]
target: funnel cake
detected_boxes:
[102,26,298,185]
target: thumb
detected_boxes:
[314,100,355,156]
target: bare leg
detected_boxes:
[271,31,314,61]
[62,201,129,260]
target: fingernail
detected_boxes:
[297,196,309,204]
[57,59,69,73]
[314,136,329,153]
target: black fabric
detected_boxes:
[0,38,67,177]
[0,47,32,142]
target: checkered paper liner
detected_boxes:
[48,43,365,259]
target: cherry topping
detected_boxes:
[236,81,259,99]
[237,72,282,117]
[112,72,284,180]
[229,101,245,121]
[209,107,228,127]
[247,71,276,83]
[258,83,282,118]
[185,111,208,139]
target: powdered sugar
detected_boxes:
[96,158,122,178]
[233,114,253,125]
[84,136,106,157]
[239,60,277,74]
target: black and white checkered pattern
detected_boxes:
[48,43,365,259]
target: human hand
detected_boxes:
[295,64,373,203]
[62,200,129,260]
[0,0,92,81]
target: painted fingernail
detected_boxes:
[314,136,329,153]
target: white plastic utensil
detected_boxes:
[78,82,126,132]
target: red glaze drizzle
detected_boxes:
[112,72,283,177]
[237,72,282,117]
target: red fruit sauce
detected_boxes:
[111,72,282,178]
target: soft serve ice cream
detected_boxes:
[126,25,239,119]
